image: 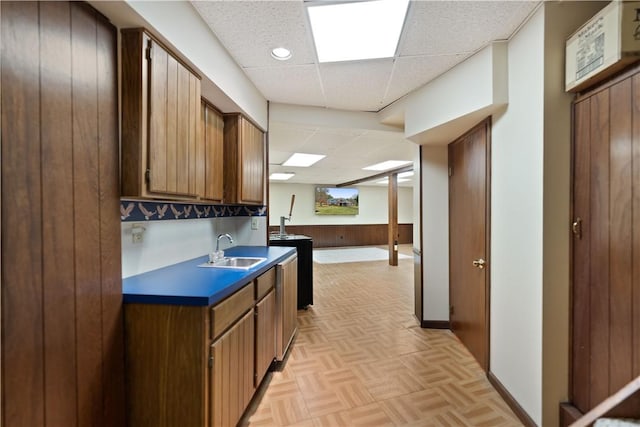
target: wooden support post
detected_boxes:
[388,172,398,266]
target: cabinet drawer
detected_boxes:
[255,267,275,301]
[211,283,254,340]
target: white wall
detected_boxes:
[421,146,449,321]
[491,7,545,423]
[388,42,508,146]
[121,216,267,278]
[269,183,413,226]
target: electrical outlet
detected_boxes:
[132,232,143,244]
[131,223,145,244]
[251,217,259,230]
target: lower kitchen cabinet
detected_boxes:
[255,289,276,387]
[124,259,296,427]
[210,309,255,427]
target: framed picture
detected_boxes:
[315,186,359,215]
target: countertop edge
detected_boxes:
[123,246,297,307]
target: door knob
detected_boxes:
[472,258,486,269]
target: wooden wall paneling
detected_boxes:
[589,89,611,409]
[634,73,640,391]
[149,39,169,194]
[608,77,634,399]
[71,5,104,424]
[2,4,123,426]
[1,2,45,425]
[572,98,592,412]
[96,11,126,425]
[120,30,145,197]
[40,2,77,425]
[268,224,413,248]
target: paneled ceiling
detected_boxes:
[191,0,540,186]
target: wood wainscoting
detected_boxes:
[268,223,413,248]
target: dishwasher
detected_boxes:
[275,253,298,362]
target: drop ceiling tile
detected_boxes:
[245,65,325,107]
[399,1,539,56]
[319,59,394,112]
[383,54,470,105]
[192,1,316,68]
[269,122,318,152]
[300,130,362,153]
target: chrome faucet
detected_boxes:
[216,233,234,252]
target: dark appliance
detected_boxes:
[269,235,313,309]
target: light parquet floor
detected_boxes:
[243,245,524,427]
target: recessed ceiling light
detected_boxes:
[270,172,295,181]
[282,153,326,167]
[307,0,409,63]
[271,47,292,61]
[363,160,412,171]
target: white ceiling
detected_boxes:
[191,0,540,186]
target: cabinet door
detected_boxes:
[148,39,200,198]
[210,309,254,427]
[282,257,298,353]
[239,117,265,204]
[276,256,298,361]
[224,114,265,205]
[255,290,275,387]
[201,100,224,202]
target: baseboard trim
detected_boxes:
[487,371,537,427]
[421,320,450,329]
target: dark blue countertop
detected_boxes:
[123,246,296,306]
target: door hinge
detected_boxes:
[448,166,453,177]
[145,169,150,183]
[572,217,582,240]
[450,305,454,315]
[208,355,213,368]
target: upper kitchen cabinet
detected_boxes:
[201,99,224,203]
[121,28,202,200]
[223,114,266,205]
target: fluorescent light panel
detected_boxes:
[282,153,326,167]
[307,0,410,63]
[270,173,295,181]
[377,178,410,184]
[363,160,412,171]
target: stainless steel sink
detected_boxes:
[198,256,267,270]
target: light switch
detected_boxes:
[251,217,259,230]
